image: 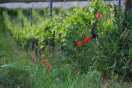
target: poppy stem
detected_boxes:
[89,41,99,51]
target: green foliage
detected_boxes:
[1,10,130,88]
[2,0,132,80]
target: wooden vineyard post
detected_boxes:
[49,0,55,52]
[124,0,132,15]
[35,44,38,58]
[21,18,24,28]
[91,0,99,39]
[118,0,121,12]
[34,40,38,57]
[122,0,132,29]
[50,0,52,18]
[30,5,32,26]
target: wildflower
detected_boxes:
[77,41,83,47]
[42,54,46,57]
[42,59,47,64]
[47,65,52,70]
[96,13,102,19]
[31,56,35,61]
[84,36,90,43]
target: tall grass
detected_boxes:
[0,21,124,87]
[0,8,131,88]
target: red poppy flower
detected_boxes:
[31,56,35,61]
[77,41,83,47]
[96,13,102,19]
[47,65,52,70]
[84,36,90,43]
[42,59,47,64]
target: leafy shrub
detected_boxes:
[2,0,131,78]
